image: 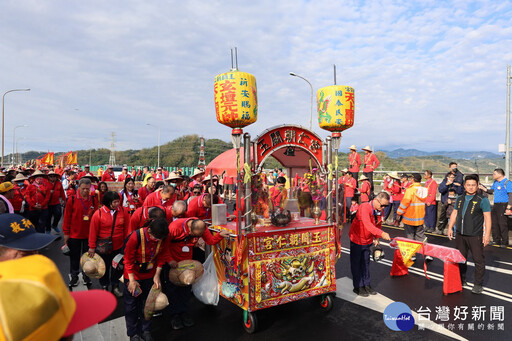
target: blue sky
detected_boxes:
[1,0,511,155]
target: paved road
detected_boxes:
[42,218,511,341]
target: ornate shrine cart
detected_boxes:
[208,54,354,333]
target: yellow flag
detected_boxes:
[396,240,422,267]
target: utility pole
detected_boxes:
[198,136,206,169]
[109,132,116,166]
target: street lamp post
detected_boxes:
[506,65,511,179]
[290,72,314,130]
[16,136,25,165]
[2,89,30,166]
[12,125,27,166]
[146,123,161,168]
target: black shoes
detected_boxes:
[364,286,377,295]
[69,275,79,287]
[83,274,92,286]
[472,285,483,294]
[353,287,369,297]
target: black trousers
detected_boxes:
[123,277,153,337]
[363,172,374,194]
[456,234,485,286]
[26,208,49,233]
[68,238,88,277]
[46,204,62,230]
[98,249,121,288]
[491,202,508,246]
[350,241,372,289]
[437,204,448,230]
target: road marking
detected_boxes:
[335,277,467,341]
[495,260,512,266]
[340,247,512,303]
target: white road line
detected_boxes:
[340,247,512,303]
[377,241,512,276]
[494,260,512,266]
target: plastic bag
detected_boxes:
[191,252,219,306]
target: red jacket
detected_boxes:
[129,206,150,233]
[47,180,66,205]
[363,153,380,172]
[349,152,361,172]
[425,178,438,206]
[186,194,210,219]
[12,184,27,211]
[138,185,154,203]
[89,206,130,250]
[117,173,131,182]
[349,201,383,245]
[123,227,171,280]
[63,193,98,239]
[26,182,51,210]
[358,180,371,202]
[167,218,222,262]
[143,190,174,209]
[390,181,402,201]
[154,172,165,181]
[101,171,116,182]
[344,177,357,198]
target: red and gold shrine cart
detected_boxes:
[209,59,354,333]
[206,125,340,333]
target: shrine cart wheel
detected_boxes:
[319,294,333,312]
[243,311,258,334]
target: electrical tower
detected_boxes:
[109,132,116,165]
[198,136,206,169]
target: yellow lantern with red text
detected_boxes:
[214,70,258,135]
[317,85,354,138]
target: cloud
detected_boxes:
[0,0,511,159]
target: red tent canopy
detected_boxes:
[205,147,253,178]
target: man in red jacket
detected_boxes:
[124,218,172,341]
[138,176,155,203]
[362,146,380,196]
[77,165,91,180]
[143,185,176,220]
[348,145,361,185]
[25,170,51,233]
[62,178,99,287]
[349,192,391,296]
[165,218,230,329]
[424,170,438,233]
[46,171,67,234]
[343,171,357,216]
[129,206,167,233]
[101,165,117,182]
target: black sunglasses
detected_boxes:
[193,191,201,194]
[377,199,389,208]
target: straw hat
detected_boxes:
[361,145,373,152]
[29,169,47,178]
[348,145,357,150]
[13,173,28,182]
[144,287,170,320]
[387,171,400,180]
[191,168,204,179]
[341,168,348,173]
[166,171,183,182]
[0,172,6,177]
[80,253,106,279]
[168,260,204,286]
[47,171,59,177]
[358,174,369,181]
